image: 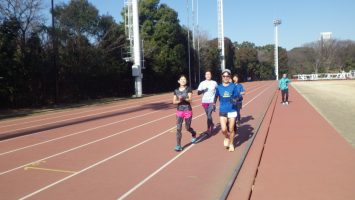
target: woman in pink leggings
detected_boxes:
[173,75,197,151]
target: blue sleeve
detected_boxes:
[233,85,241,98]
[241,84,245,93]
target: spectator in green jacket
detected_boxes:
[279,74,291,105]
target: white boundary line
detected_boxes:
[18,83,274,200]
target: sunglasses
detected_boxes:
[222,75,230,78]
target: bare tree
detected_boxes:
[305,39,341,73]
[0,0,44,46]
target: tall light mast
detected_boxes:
[217,0,225,71]
[124,0,142,97]
[273,19,281,80]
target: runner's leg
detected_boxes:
[220,116,228,138]
[285,89,289,102]
[281,90,286,103]
[206,104,214,132]
[228,117,236,151]
[176,116,183,146]
[185,117,196,138]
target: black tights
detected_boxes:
[281,89,289,102]
[176,116,196,146]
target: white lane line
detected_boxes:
[0,95,168,128]
[0,113,172,176]
[0,97,177,135]
[0,96,206,175]
[18,111,204,200]
[0,111,160,156]
[117,84,275,199]
[0,97,203,155]
[0,84,259,129]
[18,83,274,200]
[1,84,265,155]
[118,145,194,200]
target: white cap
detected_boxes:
[222,69,231,75]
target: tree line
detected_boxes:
[1,0,354,108]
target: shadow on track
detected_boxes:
[0,102,174,141]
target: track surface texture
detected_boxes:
[228,84,355,200]
[0,81,275,200]
[1,81,354,200]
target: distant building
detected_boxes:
[320,32,332,41]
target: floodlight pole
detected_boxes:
[273,19,281,80]
[187,0,192,88]
[217,0,225,71]
[132,0,142,97]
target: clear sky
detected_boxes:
[46,0,355,50]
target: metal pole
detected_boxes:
[273,19,281,80]
[275,25,279,80]
[197,0,201,83]
[51,0,59,102]
[217,0,225,71]
[220,0,225,71]
[187,0,192,88]
[132,0,142,97]
[192,0,197,84]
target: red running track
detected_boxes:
[228,85,355,200]
[0,81,276,200]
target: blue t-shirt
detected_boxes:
[216,83,241,113]
[235,83,245,101]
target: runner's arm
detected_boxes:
[173,95,180,104]
[185,92,193,103]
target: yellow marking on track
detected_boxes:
[24,166,77,174]
[28,160,46,167]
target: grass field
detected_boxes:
[292,80,355,147]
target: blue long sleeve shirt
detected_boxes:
[279,78,290,90]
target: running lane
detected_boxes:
[0,81,273,199]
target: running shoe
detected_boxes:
[191,137,197,143]
[229,144,235,152]
[286,101,289,105]
[224,138,230,147]
[174,145,183,151]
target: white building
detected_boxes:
[320,32,332,41]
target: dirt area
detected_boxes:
[292,80,355,147]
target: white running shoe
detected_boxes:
[224,138,230,147]
[286,101,289,105]
[228,144,235,152]
[282,102,286,105]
